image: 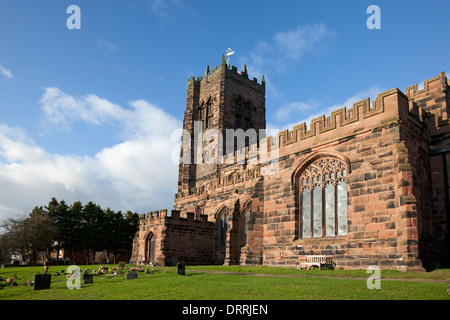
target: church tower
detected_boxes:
[177,55,266,196]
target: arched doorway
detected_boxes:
[145,233,156,265]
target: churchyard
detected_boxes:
[0,264,449,300]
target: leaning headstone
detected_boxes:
[177,262,185,275]
[125,271,138,280]
[34,274,51,291]
[83,274,93,284]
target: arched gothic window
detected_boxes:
[217,207,230,247]
[299,157,349,238]
[199,98,213,130]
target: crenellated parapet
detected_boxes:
[187,54,265,91]
[138,209,210,225]
[405,72,449,99]
[204,85,423,164]
[404,72,449,129]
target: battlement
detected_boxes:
[268,73,448,154]
[203,86,417,163]
[403,72,449,127]
[139,209,210,224]
[405,72,449,99]
[187,55,265,91]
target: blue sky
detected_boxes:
[0,0,449,220]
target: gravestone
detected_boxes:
[125,271,138,280]
[34,274,51,291]
[83,274,93,284]
[177,262,186,275]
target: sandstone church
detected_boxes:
[130,55,450,271]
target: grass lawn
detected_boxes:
[0,264,449,300]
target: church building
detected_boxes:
[130,56,450,271]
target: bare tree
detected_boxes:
[0,207,57,265]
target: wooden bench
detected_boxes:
[298,255,334,270]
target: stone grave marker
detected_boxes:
[125,271,138,280]
[83,273,93,284]
[177,262,186,275]
[34,274,51,291]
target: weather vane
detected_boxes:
[225,48,235,66]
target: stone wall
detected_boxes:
[130,210,215,266]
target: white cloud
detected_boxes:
[273,100,319,123]
[0,64,13,79]
[95,38,119,51]
[274,24,333,66]
[0,88,183,222]
[239,24,335,101]
[39,87,180,139]
[149,0,193,19]
[39,87,126,133]
[240,24,334,76]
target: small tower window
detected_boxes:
[200,98,214,130]
[234,97,253,130]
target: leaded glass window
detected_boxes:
[301,187,311,238]
[299,157,349,238]
[313,186,322,237]
[337,180,348,235]
[325,182,335,236]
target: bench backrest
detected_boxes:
[305,255,327,263]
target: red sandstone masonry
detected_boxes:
[130,210,215,266]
